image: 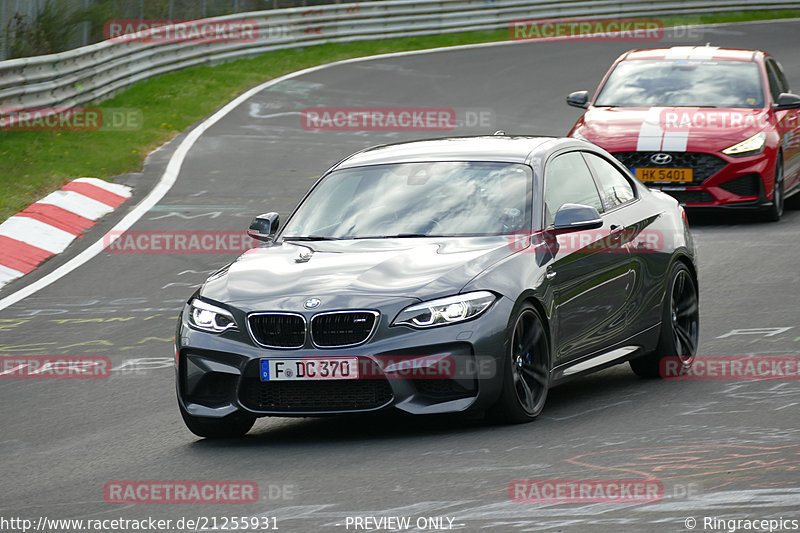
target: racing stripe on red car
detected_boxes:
[637,108,665,151]
[664,45,720,61]
[661,129,688,151]
[637,107,688,152]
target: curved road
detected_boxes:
[1,20,799,533]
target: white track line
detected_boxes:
[0,18,798,311]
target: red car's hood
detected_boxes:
[572,107,768,153]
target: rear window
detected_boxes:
[594,60,764,108]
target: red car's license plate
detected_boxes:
[635,168,693,182]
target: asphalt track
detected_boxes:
[1,20,800,533]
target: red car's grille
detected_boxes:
[718,173,761,197]
[612,152,727,185]
[665,190,716,205]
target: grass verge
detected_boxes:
[1,9,798,222]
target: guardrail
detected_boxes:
[1,0,798,126]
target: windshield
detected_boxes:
[282,161,532,239]
[594,60,764,108]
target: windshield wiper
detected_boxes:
[282,235,339,241]
[351,234,432,239]
[599,104,719,108]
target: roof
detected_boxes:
[624,46,759,62]
[335,135,561,168]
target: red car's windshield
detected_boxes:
[594,60,764,109]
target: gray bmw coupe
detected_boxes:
[176,135,699,438]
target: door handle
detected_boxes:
[546,270,557,280]
[609,224,625,240]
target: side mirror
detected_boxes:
[553,203,603,231]
[566,90,589,109]
[775,92,800,110]
[248,212,279,242]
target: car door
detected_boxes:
[543,151,634,364]
[582,151,660,339]
[766,57,800,191]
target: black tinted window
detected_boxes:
[766,60,788,103]
[544,152,604,226]
[583,153,636,209]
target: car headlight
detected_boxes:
[392,291,496,328]
[722,132,767,157]
[188,298,236,333]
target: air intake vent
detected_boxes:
[248,313,306,348]
[240,378,393,412]
[311,311,378,348]
[718,173,761,197]
[663,190,715,205]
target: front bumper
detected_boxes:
[613,150,777,209]
[176,295,513,418]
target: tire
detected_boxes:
[762,158,784,222]
[488,303,551,423]
[179,402,256,439]
[630,262,699,378]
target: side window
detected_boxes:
[765,60,787,103]
[583,153,636,209]
[774,60,791,92]
[543,152,604,226]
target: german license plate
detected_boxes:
[635,168,693,183]
[260,357,359,381]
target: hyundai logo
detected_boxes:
[304,298,321,309]
[650,153,673,165]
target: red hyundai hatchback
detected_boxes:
[566,46,800,221]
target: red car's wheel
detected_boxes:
[763,157,784,222]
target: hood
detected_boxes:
[573,107,769,153]
[199,236,516,305]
